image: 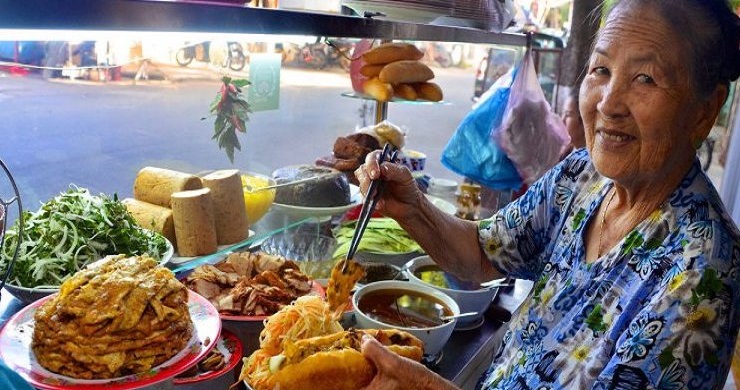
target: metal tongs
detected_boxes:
[341,143,398,272]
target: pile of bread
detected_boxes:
[124,167,249,257]
[361,42,443,102]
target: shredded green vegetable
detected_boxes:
[0,186,168,288]
[332,218,423,259]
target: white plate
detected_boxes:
[426,194,457,214]
[343,0,450,23]
[167,230,256,266]
[271,185,361,219]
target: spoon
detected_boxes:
[243,175,328,193]
[441,311,478,321]
[479,279,515,289]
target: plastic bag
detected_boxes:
[492,50,570,185]
[441,67,522,190]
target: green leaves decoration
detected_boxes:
[208,76,251,163]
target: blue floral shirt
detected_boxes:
[477,149,740,390]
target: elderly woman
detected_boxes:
[355,1,740,389]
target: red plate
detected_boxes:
[0,290,221,390]
[219,281,326,321]
[173,329,243,384]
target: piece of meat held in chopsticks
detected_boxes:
[326,259,365,317]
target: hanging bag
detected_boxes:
[441,67,522,190]
[491,49,570,185]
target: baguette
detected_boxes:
[393,84,418,101]
[379,60,434,84]
[413,82,444,102]
[360,63,385,78]
[362,43,424,65]
[363,77,394,102]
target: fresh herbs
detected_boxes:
[0,186,168,288]
[209,76,251,163]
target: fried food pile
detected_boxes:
[32,255,193,379]
[185,251,312,316]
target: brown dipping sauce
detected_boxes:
[357,288,453,328]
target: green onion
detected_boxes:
[0,186,167,288]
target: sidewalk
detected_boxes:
[119,61,246,83]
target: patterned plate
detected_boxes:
[0,290,221,390]
[173,329,243,384]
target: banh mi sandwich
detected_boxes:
[265,328,423,390]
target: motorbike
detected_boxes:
[175,41,247,71]
[299,39,329,69]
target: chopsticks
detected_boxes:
[342,143,398,272]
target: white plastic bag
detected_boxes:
[491,50,570,185]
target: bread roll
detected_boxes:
[379,61,434,84]
[413,82,443,102]
[359,64,384,78]
[171,188,218,257]
[363,77,393,102]
[201,169,249,245]
[362,43,424,65]
[122,198,176,245]
[393,84,418,101]
[133,167,202,208]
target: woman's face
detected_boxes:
[580,6,708,188]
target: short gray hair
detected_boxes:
[608,0,740,101]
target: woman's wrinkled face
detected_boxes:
[580,5,705,187]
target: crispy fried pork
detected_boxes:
[186,251,314,316]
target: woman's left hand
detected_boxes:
[360,336,459,390]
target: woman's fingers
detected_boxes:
[361,335,391,368]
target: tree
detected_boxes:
[561,0,605,87]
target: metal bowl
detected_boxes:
[404,255,500,326]
[4,241,174,306]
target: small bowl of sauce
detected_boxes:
[352,280,460,357]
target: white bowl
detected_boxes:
[352,280,459,357]
[404,255,500,326]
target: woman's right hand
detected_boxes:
[355,150,423,221]
[360,335,459,390]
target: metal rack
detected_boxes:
[0,0,526,46]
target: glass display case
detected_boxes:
[0,2,530,388]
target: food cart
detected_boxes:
[0,1,531,388]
